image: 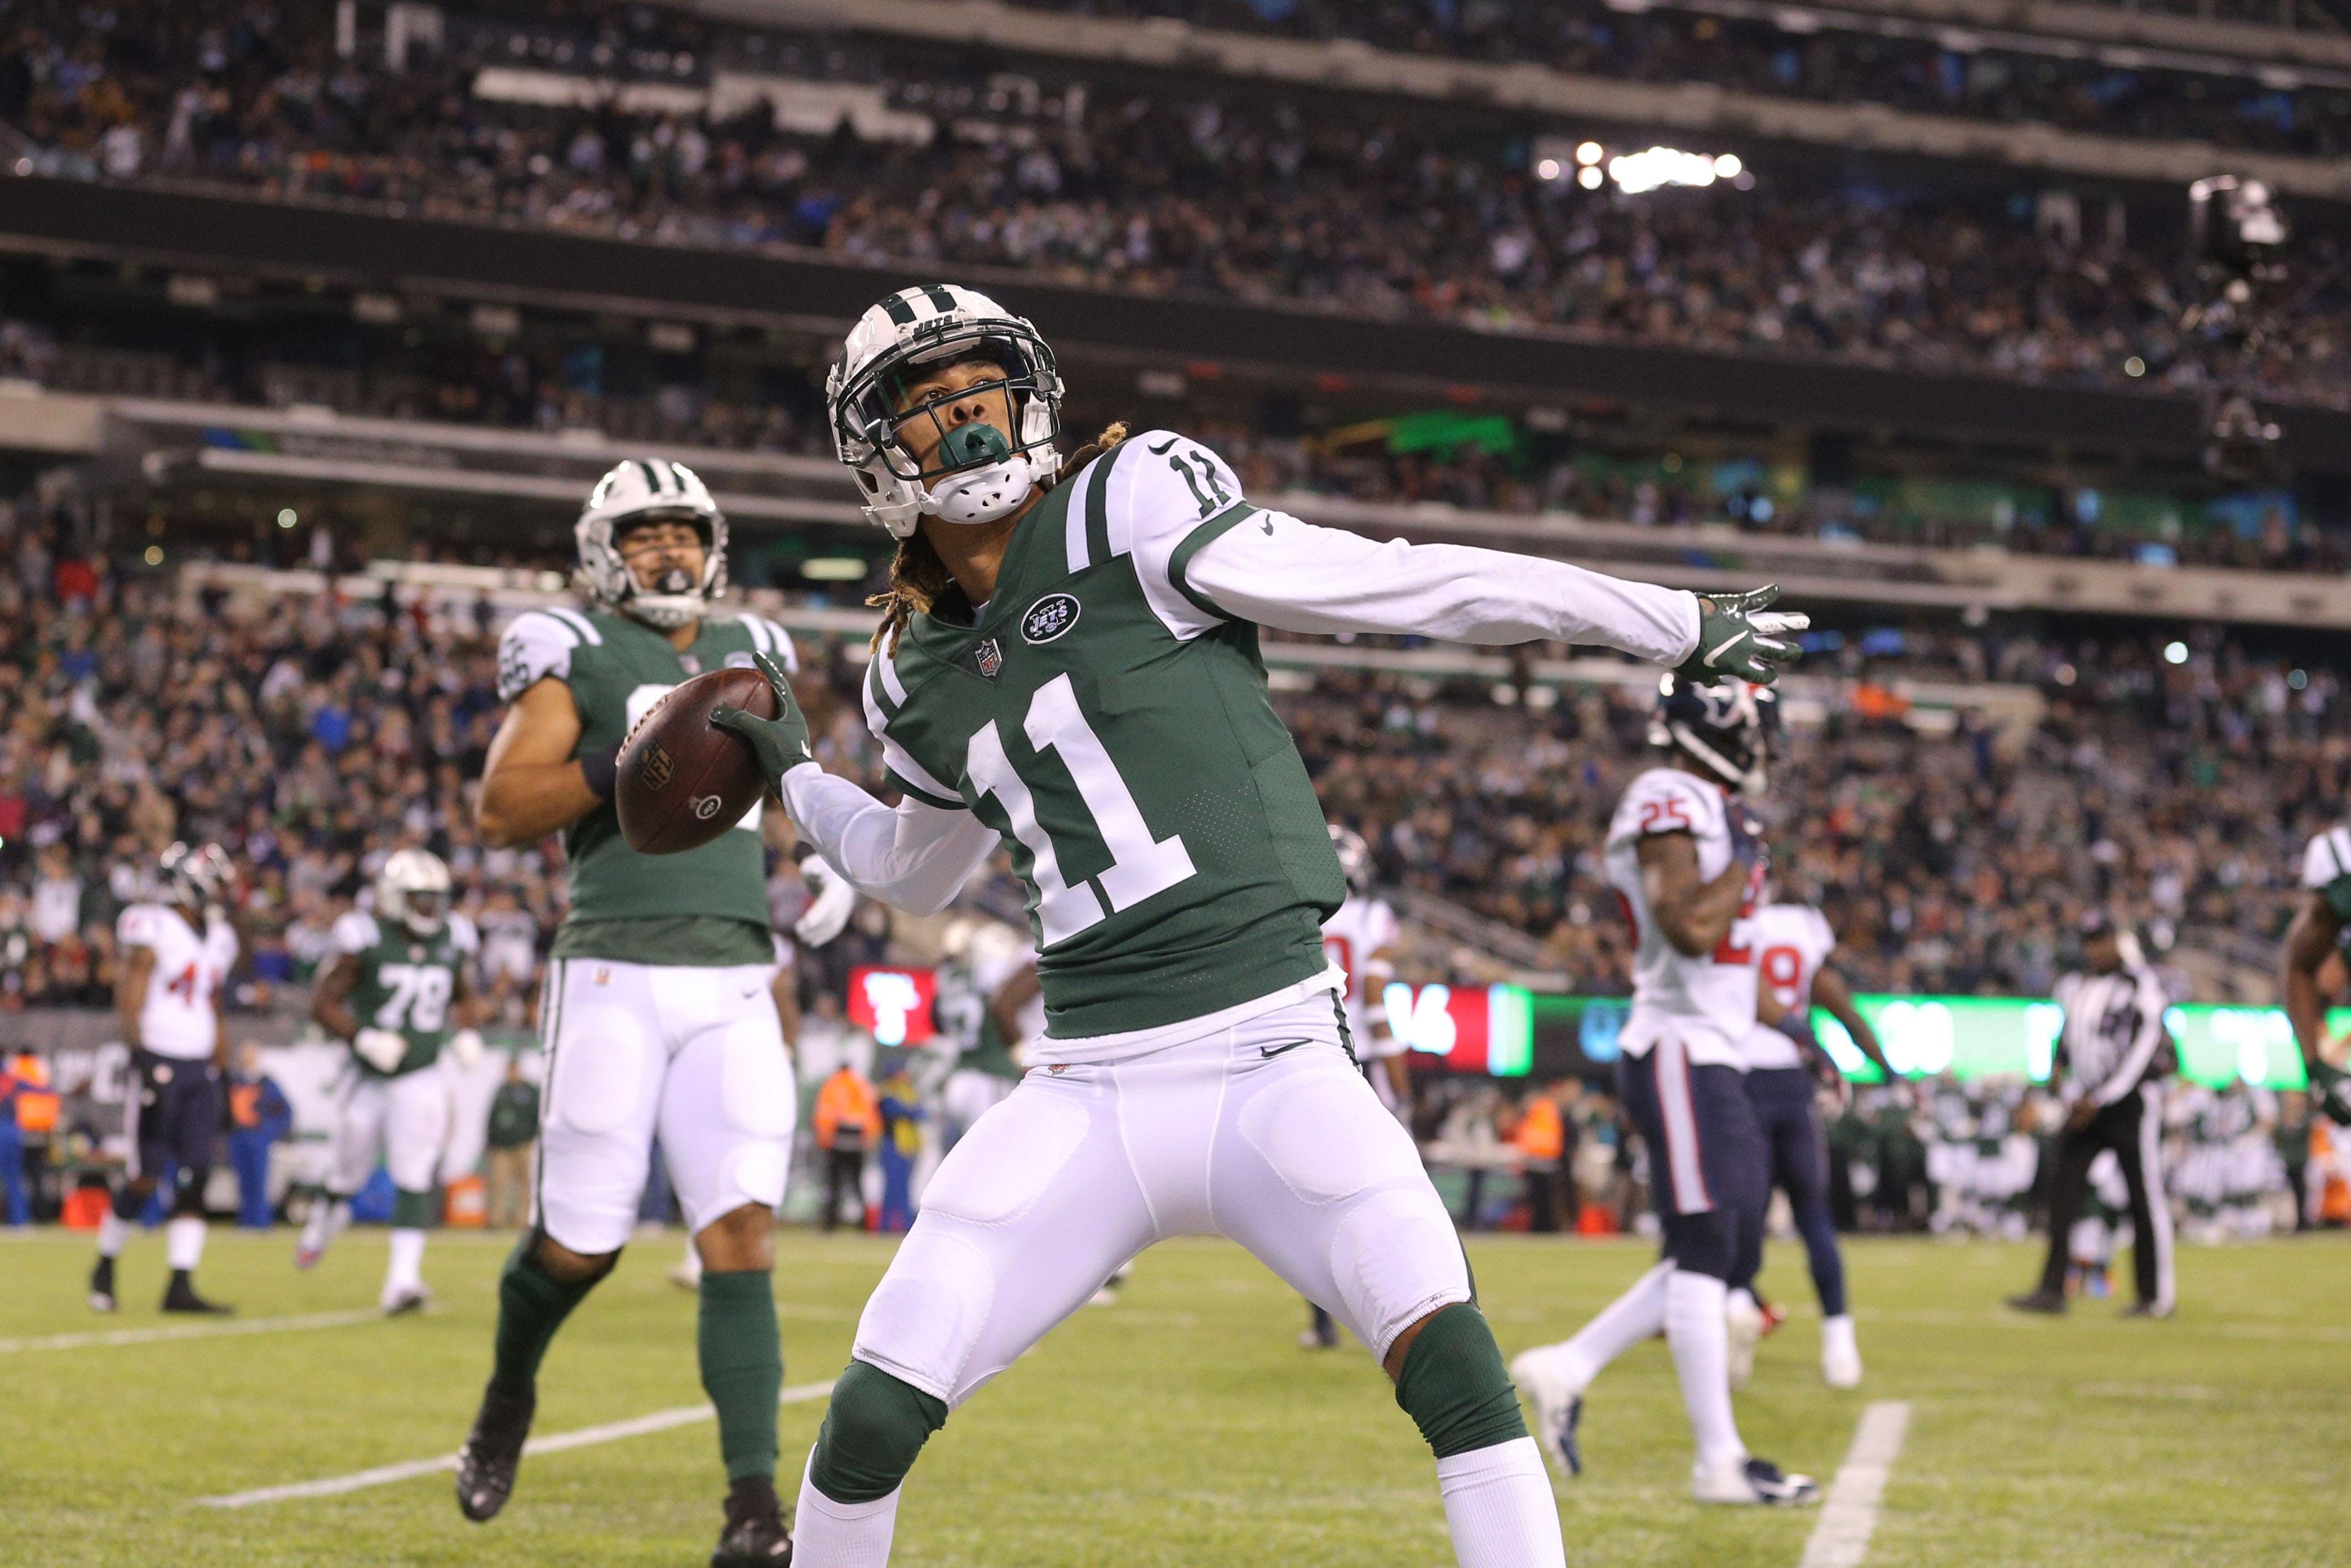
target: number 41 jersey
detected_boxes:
[1605,766,1762,1067]
[865,430,1346,1054]
[330,910,478,1078]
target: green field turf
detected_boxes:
[6,1227,2345,1567]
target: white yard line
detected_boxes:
[0,1308,383,1355]
[1798,1400,1911,1568]
[197,1379,837,1509]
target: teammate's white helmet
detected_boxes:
[1329,823,1374,899]
[826,283,1063,538]
[378,847,453,937]
[576,457,728,629]
[158,842,231,913]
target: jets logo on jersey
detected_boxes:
[1023,593,1081,644]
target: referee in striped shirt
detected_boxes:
[2009,910,2177,1319]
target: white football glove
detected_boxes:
[353,1028,408,1073]
[794,855,857,948]
[448,1028,486,1070]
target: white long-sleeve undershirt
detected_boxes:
[778,762,998,916]
[1182,511,1700,665]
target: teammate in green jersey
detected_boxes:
[709,282,1809,1567]
[454,456,853,1567]
[301,848,484,1313]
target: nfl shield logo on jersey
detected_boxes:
[974,637,1004,678]
[1022,593,1081,644]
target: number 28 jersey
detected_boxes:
[117,903,239,1061]
[1605,767,1761,1067]
[864,431,1346,1055]
[331,910,478,1077]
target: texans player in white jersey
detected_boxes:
[1728,896,1892,1389]
[1300,823,1413,1349]
[1513,679,1819,1506]
[89,844,239,1315]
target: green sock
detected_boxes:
[391,1187,437,1229]
[489,1235,602,1396]
[699,1270,784,1483]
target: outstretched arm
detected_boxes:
[1813,964,1894,1082]
[1182,511,1804,682]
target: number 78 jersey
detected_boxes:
[330,910,478,1078]
[1605,766,1762,1067]
[864,430,1345,1051]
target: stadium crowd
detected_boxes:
[1014,0,2351,157]
[5,0,2346,408]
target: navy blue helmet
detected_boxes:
[1650,676,1779,797]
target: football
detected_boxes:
[614,665,777,855]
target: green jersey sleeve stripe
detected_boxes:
[1167,502,1260,620]
[1084,438,1130,569]
[866,655,903,722]
[886,769,966,812]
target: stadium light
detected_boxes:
[1607,145,1736,194]
[1535,158,1561,181]
[2164,641,2189,665]
[1575,141,1603,167]
[2124,356,2147,378]
[277,508,298,528]
[1577,167,1603,190]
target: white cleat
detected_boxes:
[1725,1291,1763,1392]
[1820,1313,1862,1388]
[1510,1347,1589,1478]
[1693,1456,1821,1506]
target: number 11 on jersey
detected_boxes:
[966,672,1197,947]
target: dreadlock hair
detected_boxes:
[868,422,1129,655]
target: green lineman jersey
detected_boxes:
[497,605,799,967]
[329,910,479,1077]
[934,956,1022,1081]
[865,430,1344,1041]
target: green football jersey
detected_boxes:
[331,910,477,1077]
[935,956,1022,1081]
[865,430,1344,1041]
[497,605,798,966]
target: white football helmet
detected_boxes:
[377,847,453,937]
[1328,823,1374,899]
[576,457,727,629]
[826,283,1063,538]
[157,842,231,914]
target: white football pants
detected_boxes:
[849,994,1468,1407]
[536,958,795,1255]
[325,1065,453,1196]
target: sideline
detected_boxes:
[1797,1400,1910,1568]
[197,1380,838,1508]
[1,1309,383,1356]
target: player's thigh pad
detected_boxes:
[383,1068,454,1193]
[658,966,797,1234]
[850,1068,1152,1408]
[537,959,667,1255]
[328,1078,390,1194]
[1220,1000,1469,1359]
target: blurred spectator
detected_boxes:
[484,1056,541,1230]
[226,1041,291,1228]
[0,1053,29,1226]
[812,1060,880,1233]
[876,1065,924,1234]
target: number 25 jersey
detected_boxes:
[1605,766,1761,1067]
[864,431,1346,1052]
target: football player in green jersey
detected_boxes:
[456,457,853,1566]
[2281,823,2351,1128]
[708,283,1809,1567]
[301,849,484,1313]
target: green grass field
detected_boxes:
[7,1227,2345,1567]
